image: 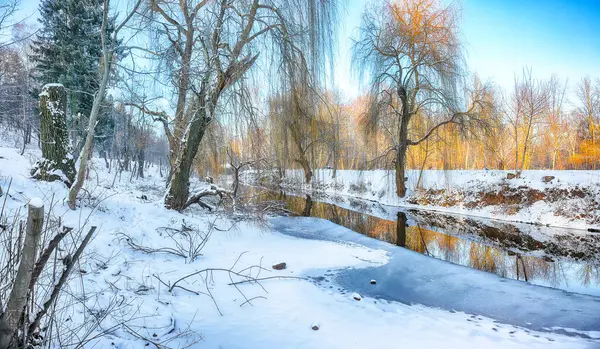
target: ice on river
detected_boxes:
[272,216,600,339]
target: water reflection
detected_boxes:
[247,188,600,294]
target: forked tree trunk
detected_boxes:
[30,84,76,186]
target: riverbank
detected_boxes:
[1,145,598,348]
[243,169,600,230]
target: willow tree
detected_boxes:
[268,88,342,183]
[268,87,317,184]
[353,0,489,197]
[130,0,337,210]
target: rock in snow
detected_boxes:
[370,279,377,285]
[352,292,362,301]
[272,262,287,270]
[542,175,556,183]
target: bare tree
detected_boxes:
[227,147,263,197]
[67,0,142,209]
[0,0,19,49]
[576,77,600,169]
[543,75,568,169]
[508,68,548,175]
[353,0,490,197]
[128,0,337,210]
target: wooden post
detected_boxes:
[0,199,44,349]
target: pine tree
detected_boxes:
[30,0,117,158]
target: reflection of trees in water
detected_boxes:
[577,263,600,286]
[406,226,435,255]
[253,188,600,289]
[396,212,406,247]
[302,195,313,216]
[468,243,505,276]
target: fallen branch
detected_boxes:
[183,185,232,211]
[118,233,187,259]
[227,275,306,286]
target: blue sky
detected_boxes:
[11,0,600,101]
[335,0,600,100]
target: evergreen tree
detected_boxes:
[30,0,117,157]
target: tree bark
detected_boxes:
[165,106,211,211]
[137,149,145,178]
[395,144,407,197]
[396,85,410,197]
[68,0,112,209]
[0,201,44,349]
[295,157,313,184]
[31,84,76,186]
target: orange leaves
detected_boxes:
[386,0,458,65]
[569,140,600,169]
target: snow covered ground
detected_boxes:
[244,169,600,230]
[1,145,599,348]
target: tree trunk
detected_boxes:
[232,167,240,197]
[68,7,112,209]
[395,145,407,197]
[298,157,313,183]
[396,85,410,197]
[30,84,76,186]
[0,201,44,349]
[165,107,211,211]
[137,149,145,178]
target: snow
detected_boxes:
[39,83,64,98]
[42,83,64,88]
[29,197,43,208]
[273,217,600,336]
[0,145,598,348]
[244,169,600,230]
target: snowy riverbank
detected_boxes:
[244,169,600,230]
[1,146,598,348]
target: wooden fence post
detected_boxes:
[0,199,44,349]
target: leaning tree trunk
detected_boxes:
[165,107,211,211]
[30,84,76,186]
[294,156,312,184]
